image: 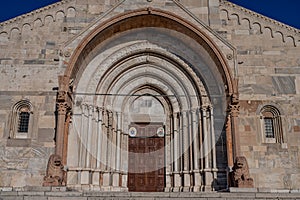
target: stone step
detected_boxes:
[1,190,300,200]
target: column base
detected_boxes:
[173,173,182,192]
[182,186,191,192]
[102,172,110,188]
[112,172,120,187]
[203,169,214,191]
[203,185,213,191]
[183,172,191,192]
[92,171,100,186]
[193,171,202,192]
[80,170,90,185]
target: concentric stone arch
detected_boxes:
[57,7,240,192]
[64,7,236,96]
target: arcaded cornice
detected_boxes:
[0,0,74,26]
[220,0,299,46]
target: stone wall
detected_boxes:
[0,0,299,189]
[219,1,300,189]
[0,0,118,187]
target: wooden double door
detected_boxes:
[128,123,165,192]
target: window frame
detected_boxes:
[9,100,34,139]
[259,105,283,144]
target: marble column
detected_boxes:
[191,109,201,191]
[112,112,122,190]
[92,107,102,187]
[96,107,103,169]
[209,106,217,189]
[165,114,172,192]
[229,104,241,158]
[86,105,93,169]
[202,106,213,191]
[102,110,110,190]
[56,102,68,158]
[173,113,181,191]
[182,111,191,191]
[225,114,234,168]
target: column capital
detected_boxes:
[57,91,67,102]
[229,104,240,117]
[201,104,211,111]
[57,102,68,115]
[190,109,198,114]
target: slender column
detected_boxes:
[112,112,122,189]
[56,102,68,157]
[78,104,89,185]
[209,106,217,182]
[192,109,201,191]
[202,107,209,169]
[110,112,117,171]
[198,108,204,191]
[116,112,122,171]
[92,107,102,187]
[229,104,241,158]
[198,109,204,171]
[178,112,184,192]
[102,110,111,190]
[202,106,213,191]
[121,119,128,189]
[100,109,107,171]
[225,114,233,168]
[78,105,86,167]
[107,111,114,171]
[63,112,71,165]
[173,113,181,191]
[165,114,172,192]
[182,111,191,191]
[86,105,93,168]
[91,106,99,169]
[78,105,84,169]
[96,108,103,169]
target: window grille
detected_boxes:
[18,112,30,133]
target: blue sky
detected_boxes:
[0,0,299,29]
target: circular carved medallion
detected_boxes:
[157,127,164,137]
[129,127,137,137]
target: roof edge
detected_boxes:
[0,0,73,26]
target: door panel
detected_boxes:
[128,123,165,192]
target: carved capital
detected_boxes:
[231,93,239,105]
[57,102,68,115]
[229,104,240,117]
[57,91,67,102]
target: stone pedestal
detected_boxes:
[92,171,100,186]
[80,170,90,185]
[112,172,120,187]
[173,173,181,192]
[204,170,213,191]
[182,172,191,192]
[193,171,202,192]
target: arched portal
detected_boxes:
[58,8,238,192]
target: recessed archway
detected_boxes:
[59,8,237,192]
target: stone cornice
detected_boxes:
[0,0,74,27]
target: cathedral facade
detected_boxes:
[0,0,299,192]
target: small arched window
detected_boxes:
[260,105,283,143]
[9,100,33,139]
[18,107,31,133]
